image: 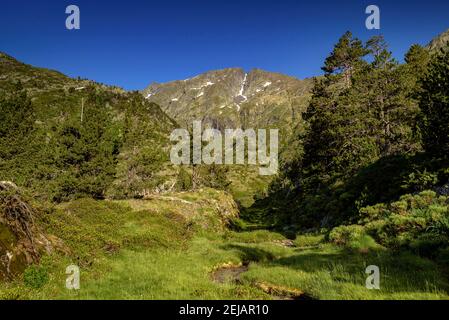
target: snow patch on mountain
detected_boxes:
[191,82,215,90]
[145,88,160,99]
[237,73,248,102]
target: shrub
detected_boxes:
[329,225,365,246]
[176,167,193,191]
[402,170,438,192]
[357,191,449,254]
[329,225,379,251]
[23,265,49,289]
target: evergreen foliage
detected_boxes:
[263,33,449,230]
[419,45,449,159]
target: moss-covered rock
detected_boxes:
[0,183,64,280]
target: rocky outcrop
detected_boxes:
[427,29,449,53]
[0,182,64,280]
[127,188,239,232]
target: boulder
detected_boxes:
[0,182,63,280]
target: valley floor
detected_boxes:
[1,191,448,300]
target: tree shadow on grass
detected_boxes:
[221,243,449,296]
[274,249,449,295]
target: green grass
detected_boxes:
[223,229,286,243]
[242,244,449,300]
[1,196,449,300]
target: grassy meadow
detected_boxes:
[1,190,448,300]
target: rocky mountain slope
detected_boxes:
[427,28,449,52]
[142,68,313,144]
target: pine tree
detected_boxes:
[322,31,368,87]
[352,36,419,157]
[405,44,431,79]
[419,45,449,158]
[301,32,370,191]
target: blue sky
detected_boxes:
[1,0,448,90]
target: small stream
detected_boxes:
[211,262,315,300]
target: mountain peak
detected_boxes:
[0,52,19,64]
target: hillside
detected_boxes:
[0,52,177,201]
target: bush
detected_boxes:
[402,169,438,192]
[329,225,365,246]
[23,265,49,289]
[358,191,449,254]
[329,225,379,251]
[176,167,193,191]
[281,154,447,229]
